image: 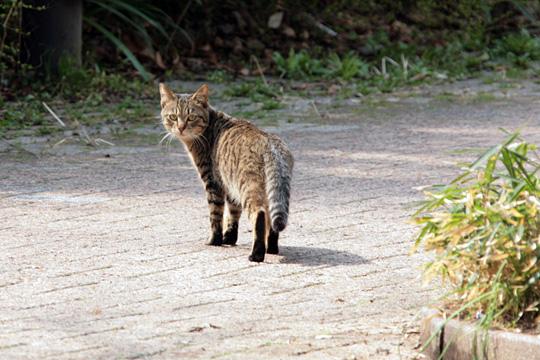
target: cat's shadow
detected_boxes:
[277,245,368,266]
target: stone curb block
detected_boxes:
[420,308,540,360]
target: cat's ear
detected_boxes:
[159,83,176,108]
[191,84,209,106]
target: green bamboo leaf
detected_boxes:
[108,0,169,39]
[501,148,516,179]
[509,181,527,202]
[470,143,502,170]
[84,17,152,81]
[87,0,154,47]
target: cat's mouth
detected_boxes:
[169,124,193,141]
[178,122,188,135]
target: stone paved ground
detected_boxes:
[1,80,540,359]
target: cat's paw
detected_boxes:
[222,228,238,246]
[266,245,279,254]
[206,233,223,246]
[248,253,265,262]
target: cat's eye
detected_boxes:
[167,114,177,121]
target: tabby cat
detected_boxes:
[159,83,293,262]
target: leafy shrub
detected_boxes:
[413,133,540,329]
[492,29,540,67]
[0,1,41,83]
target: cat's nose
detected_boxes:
[178,122,187,134]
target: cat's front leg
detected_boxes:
[204,180,225,246]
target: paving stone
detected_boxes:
[1,90,540,359]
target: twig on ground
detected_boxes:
[42,102,66,127]
[250,55,268,87]
[41,102,114,148]
[95,138,115,146]
[72,119,95,147]
[311,100,323,119]
[52,139,67,148]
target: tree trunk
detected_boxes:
[21,0,82,74]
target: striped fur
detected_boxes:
[159,83,293,262]
[264,138,293,232]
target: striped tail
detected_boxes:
[264,141,293,232]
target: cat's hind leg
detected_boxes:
[266,229,279,254]
[242,191,267,262]
[223,198,241,245]
[249,210,266,262]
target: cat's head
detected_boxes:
[159,83,209,140]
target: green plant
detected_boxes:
[207,69,232,83]
[492,29,540,67]
[1,97,47,132]
[363,31,391,56]
[0,1,44,82]
[273,50,387,82]
[272,49,327,79]
[270,38,491,93]
[413,132,540,331]
[260,99,282,110]
[327,52,369,81]
[0,1,18,81]
[223,80,279,102]
[421,41,472,79]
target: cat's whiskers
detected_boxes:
[159,132,172,146]
[166,133,175,150]
[158,131,178,152]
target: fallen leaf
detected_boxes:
[268,12,283,29]
[283,26,296,38]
